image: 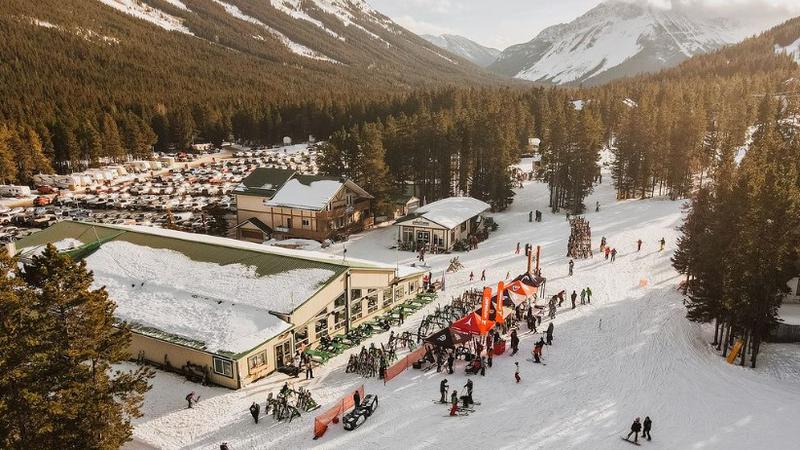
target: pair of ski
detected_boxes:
[621,437,641,446]
[432,400,481,406]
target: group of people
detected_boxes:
[528,210,543,222]
[626,416,654,443]
[440,378,475,415]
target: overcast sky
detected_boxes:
[367,0,800,50]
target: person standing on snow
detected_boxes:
[595,201,600,212]
[610,248,617,262]
[398,310,404,325]
[450,390,459,416]
[447,351,455,374]
[580,288,586,305]
[626,417,642,443]
[586,287,592,304]
[600,236,607,252]
[637,239,643,252]
[568,259,575,276]
[469,271,474,282]
[548,296,557,319]
[571,290,578,309]
[516,242,520,254]
[510,329,520,355]
[249,402,260,424]
[186,391,199,409]
[480,269,486,281]
[659,237,666,252]
[546,322,554,345]
[353,390,361,409]
[532,338,545,363]
[643,416,652,441]
[514,362,521,383]
[464,379,474,406]
[604,246,611,260]
[440,379,449,403]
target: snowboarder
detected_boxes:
[571,290,577,309]
[440,379,449,403]
[447,351,455,374]
[450,390,459,416]
[659,237,666,252]
[480,269,486,281]
[637,239,643,252]
[185,391,199,409]
[249,402,260,424]
[546,322,554,345]
[568,259,574,276]
[580,288,586,305]
[515,242,520,254]
[510,329,519,355]
[514,362,521,383]
[469,271,474,282]
[586,286,592,304]
[643,416,652,441]
[353,390,361,409]
[611,248,617,262]
[626,417,642,443]
[532,338,544,363]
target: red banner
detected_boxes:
[481,287,492,322]
[384,345,429,384]
[313,384,365,439]
[496,281,505,324]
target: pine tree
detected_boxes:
[0,125,20,184]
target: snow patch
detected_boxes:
[775,37,800,65]
[95,0,192,35]
[162,0,189,11]
[270,0,343,41]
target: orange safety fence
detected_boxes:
[313,384,364,439]
[384,345,429,384]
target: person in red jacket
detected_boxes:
[532,338,544,363]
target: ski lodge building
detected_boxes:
[394,197,490,252]
[233,168,373,243]
[12,221,424,389]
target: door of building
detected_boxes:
[416,230,430,248]
[274,340,292,368]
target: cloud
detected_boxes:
[392,14,455,36]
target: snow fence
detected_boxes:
[313,384,364,439]
[383,345,429,384]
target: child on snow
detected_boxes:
[514,362,521,383]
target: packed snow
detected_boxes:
[96,0,192,35]
[19,238,83,257]
[775,37,800,65]
[162,0,189,11]
[265,178,343,210]
[85,240,336,353]
[270,0,343,41]
[779,303,800,326]
[212,0,338,63]
[125,163,800,449]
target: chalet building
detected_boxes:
[13,221,424,389]
[234,168,373,242]
[395,197,490,252]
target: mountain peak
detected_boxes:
[422,33,500,67]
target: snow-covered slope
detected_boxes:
[127,163,800,449]
[490,0,767,85]
[422,34,501,67]
[775,37,800,64]
[96,0,192,35]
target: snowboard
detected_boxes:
[621,437,641,446]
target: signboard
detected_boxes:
[412,220,431,226]
[727,339,744,364]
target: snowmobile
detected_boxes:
[343,394,379,431]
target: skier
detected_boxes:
[353,390,361,408]
[571,290,577,309]
[611,248,617,262]
[604,246,610,260]
[600,236,607,252]
[515,242,520,254]
[440,379,449,403]
[480,269,486,281]
[659,237,666,252]
[450,390,459,416]
[514,362,521,383]
[469,271,474,282]
[185,391,199,409]
[580,288,586,305]
[586,286,592,304]
[595,201,600,212]
[529,211,533,223]
[557,290,565,307]
[249,401,260,424]
[637,239,643,252]
[548,295,557,319]
[510,329,519,355]
[643,416,652,441]
[464,379,474,406]
[568,259,574,276]
[546,322,554,345]
[626,417,642,443]
[532,338,544,363]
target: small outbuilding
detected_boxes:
[394,197,490,253]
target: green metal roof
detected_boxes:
[232,167,296,197]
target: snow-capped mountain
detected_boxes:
[490,0,770,85]
[422,34,500,67]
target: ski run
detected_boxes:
[126,163,800,450]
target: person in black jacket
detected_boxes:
[440,379,449,403]
[353,390,361,408]
[643,416,652,441]
[249,402,260,424]
[546,322,554,345]
[626,417,642,443]
[510,329,520,355]
[447,351,455,374]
